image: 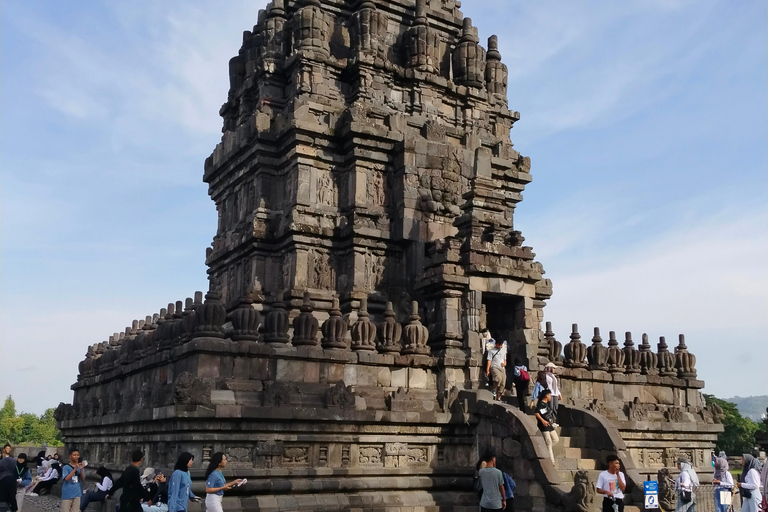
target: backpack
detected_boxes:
[503,472,516,499]
[517,368,530,382]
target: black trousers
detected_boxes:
[602,497,624,512]
[514,381,529,413]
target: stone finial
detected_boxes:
[544,321,563,364]
[263,292,290,346]
[606,331,625,374]
[563,323,587,368]
[181,297,196,343]
[485,35,508,101]
[351,297,376,351]
[321,297,349,350]
[587,327,609,371]
[175,301,183,318]
[230,297,260,341]
[452,18,486,88]
[674,334,697,378]
[191,291,227,339]
[350,0,388,58]
[638,333,658,375]
[377,301,402,354]
[292,0,331,59]
[622,332,641,374]
[292,291,319,346]
[194,291,204,305]
[262,0,288,67]
[656,336,677,377]
[142,316,153,330]
[401,301,430,355]
[406,0,438,73]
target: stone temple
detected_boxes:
[56,1,724,510]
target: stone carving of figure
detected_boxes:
[658,468,677,510]
[562,470,596,512]
[317,172,336,206]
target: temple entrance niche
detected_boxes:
[482,293,525,358]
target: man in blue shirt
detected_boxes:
[61,448,86,512]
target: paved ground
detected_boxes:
[19,495,61,512]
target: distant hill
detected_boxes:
[723,395,768,422]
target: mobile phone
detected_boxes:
[237,479,247,487]
[82,460,88,467]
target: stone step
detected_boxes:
[578,458,597,470]
[558,469,603,484]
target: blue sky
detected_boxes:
[1,0,766,414]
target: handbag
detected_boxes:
[742,488,752,499]
[681,490,692,503]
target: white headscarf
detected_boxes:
[677,457,700,487]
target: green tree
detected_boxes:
[0,396,62,446]
[0,396,25,444]
[704,394,762,455]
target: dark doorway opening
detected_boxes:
[482,293,526,364]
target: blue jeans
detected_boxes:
[79,489,107,511]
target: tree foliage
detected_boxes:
[0,396,62,447]
[704,394,765,455]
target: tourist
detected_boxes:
[168,453,200,512]
[61,448,86,512]
[476,450,507,511]
[52,454,60,463]
[737,454,762,512]
[533,389,559,465]
[544,362,562,414]
[28,461,59,495]
[596,454,626,512]
[511,358,530,413]
[485,338,507,401]
[1,445,11,460]
[712,456,734,512]
[14,454,31,512]
[79,466,113,511]
[529,371,549,411]
[141,467,157,497]
[142,472,169,512]
[34,452,46,477]
[0,456,19,511]
[675,456,699,512]
[204,453,243,512]
[108,449,150,512]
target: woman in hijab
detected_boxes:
[79,466,113,511]
[168,453,200,512]
[737,454,763,512]
[0,456,19,511]
[675,456,700,512]
[29,461,60,496]
[712,456,734,512]
[512,357,531,413]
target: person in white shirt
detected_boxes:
[485,338,507,400]
[543,362,562,413]
[596,455,626,512]
[712,456,734,512]
[737,454,763,512]
[79,467,113,511]
[675,457,699,512]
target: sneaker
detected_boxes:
[26,492,38,496]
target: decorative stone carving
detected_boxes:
[543,321,563,364]
[321,297,349,350]
[351,297,376,351]
[377,301,402,353]
[564,324,587,368]
[626,397,655,421]
[586,327,608,371]
[674,334,697,378]
[324,380,356,409]
[562,470,596,512]
[452,18,485,88]
[358,445,383,466]
[622,332,641,374]
[173,372,211,406]
[262,0,288,69]
[485,35,507,101]
[292,291,319,346]
[638,333,659,375]
[656,336,677,377]
[263,292,289,346]
[401,301,430,355]
[230,297,260,341]
[282,446,309,466]
[192,291,227,339]
[658,468,677,510]
[226,446,253,468]
[707,402,724,423]
[606,331,625,373]
[665,406,684,422]
[406,0,439,73]
[263,381,290,407]
[292,0,330,60]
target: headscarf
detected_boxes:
[36,451,46,466]
[713,457,729,481]
[96,466,113,480]
[676,457,700,487]
[173,452,193,472]
[0,457,17,482]
[16,453,27,476]
[140,467,156,486]
[740,454,762,482]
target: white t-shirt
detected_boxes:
[596,470,625,500]
[488,347,506,369]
